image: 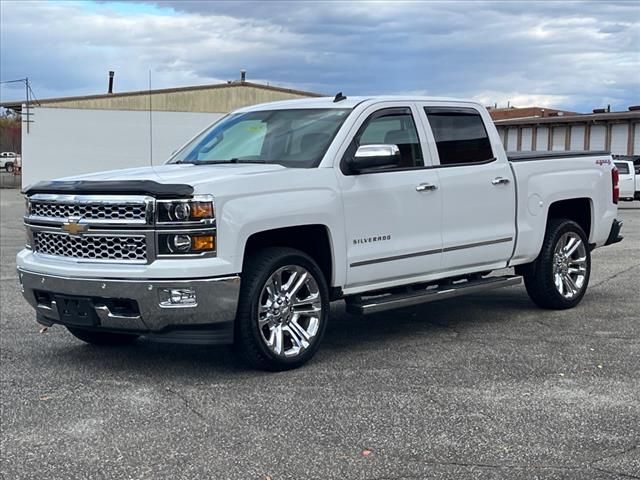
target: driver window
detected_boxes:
[358,110,424,168]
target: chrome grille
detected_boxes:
[33,232,147,262]
[30,201,147,222]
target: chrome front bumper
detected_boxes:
[18,268,241,342]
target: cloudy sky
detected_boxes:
[1,0,638,112]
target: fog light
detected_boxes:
[159,287,197,308]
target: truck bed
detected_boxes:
[507,150,610,162]
[507,148,616,265]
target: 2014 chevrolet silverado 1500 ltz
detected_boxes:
[18,96,624,370]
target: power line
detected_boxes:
[0,78,27,85]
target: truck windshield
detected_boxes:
[170,108,352,168]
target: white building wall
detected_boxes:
[552,127,567,151]
[609,124,628,155]
[590,125,607,150]
[22,107,223,188]
[535,127,549,151]
[506,128,518,151]
[520,128,533,151]
[570,125,585,150]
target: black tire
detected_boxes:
[67,327,140,346]
[5,163,13,173]
[521,219,591,310]
[235,247,329,371]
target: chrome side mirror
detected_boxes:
[348,144,401,173]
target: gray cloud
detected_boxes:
[1,0,638,112]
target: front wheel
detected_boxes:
[235,247,329,371]
[67,327,140,345]
[521,219,591,309]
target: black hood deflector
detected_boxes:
[24,180,194,199]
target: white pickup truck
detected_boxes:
[18,96,623,370]
[1,151,18,173]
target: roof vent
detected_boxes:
[240,69,246,83]
[629,105,640,111]
[108,71,114,94]
[593,108,607,114]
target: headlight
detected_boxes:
[157,196,214,224]
[155,195,216,257]
[158,232,216,255]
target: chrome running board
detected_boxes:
[346,275,522,315]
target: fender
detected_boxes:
[213,169,347,287]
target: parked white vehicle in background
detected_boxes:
[614,160,636,201]
[0,151,18,173]
[17,96,623,370]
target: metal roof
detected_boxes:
[495,110,640,126]
[0,81,323,111]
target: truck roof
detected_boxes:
[235,96,482,112]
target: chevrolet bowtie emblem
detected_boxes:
[61,218,88,235]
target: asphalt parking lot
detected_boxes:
[1,188,638,480]
[0,171,20,189]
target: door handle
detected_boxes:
[416,183,438,192]
[491,177,510,185]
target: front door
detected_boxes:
[338,104,442,288]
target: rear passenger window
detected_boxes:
[425,108,494,166]
[614,162,630,174]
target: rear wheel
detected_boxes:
[67,327,140,345]
[521,219,590,309]
[235,247,329,371]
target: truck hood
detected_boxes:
[59,163,287,189]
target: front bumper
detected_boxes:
[18,268,241,343]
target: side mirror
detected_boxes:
[348,144,401,173]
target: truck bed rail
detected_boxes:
[508,150,609,162]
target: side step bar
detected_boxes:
[345,275,522,315]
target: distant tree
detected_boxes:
[0,111,21,153]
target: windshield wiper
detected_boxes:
[194,158,268,165]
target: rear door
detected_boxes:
[418,105,516,271]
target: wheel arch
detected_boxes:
[242,224,336,291]
[545,197,593,240]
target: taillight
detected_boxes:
[612,167,619,204]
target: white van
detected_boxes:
[614,160,635,201]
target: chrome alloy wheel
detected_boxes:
[258,265,322,358]
[552,232,588,300]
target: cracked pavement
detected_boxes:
[1,189,639,479]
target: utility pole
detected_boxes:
[25,77,30,133]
